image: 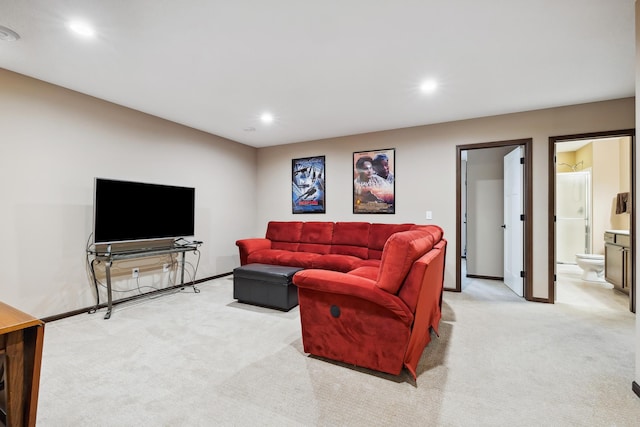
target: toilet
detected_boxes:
[575,254,605,282]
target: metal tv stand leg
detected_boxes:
[181,251,186,285]
[104,260,113,320]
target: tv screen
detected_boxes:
[93,178,195,244]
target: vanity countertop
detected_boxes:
[605,229,630,235]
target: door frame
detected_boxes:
[548,129,636,309]
[455,138,533,299]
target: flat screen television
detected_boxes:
[93,178,195,244]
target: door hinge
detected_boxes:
[520,157,525,164]
[520,271,525,278]
[520,214,525,221]
[554,274,557,282]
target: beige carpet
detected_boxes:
[36,274,639,426]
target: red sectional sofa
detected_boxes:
[235,221,447,379]
[236,221,423,272]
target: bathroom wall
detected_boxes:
[592,138,632,252]
[612,137,632,231]
[575,143,593,170]
[592,140,622,254]
[555,138,630,256]
[556,152,577,173]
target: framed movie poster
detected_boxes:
[353,148,395,214]
[292,156,326,213]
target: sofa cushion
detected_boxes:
[297,243,331,255]
[275,251,322,268]
[347,266,379,281]
[353,258,381,270]
[247,249,293,265]
[330,244,368,259]
[376,230,436,294]
[311,254,364,272]
[300,222,334,243]
[247,249,321,268]
[332,222,370,245]
[367,223,414,260]
[330,222,370,258]
[271,241,300,251]
[266,221,303,243]
[298,222,333,254]
[410,224,444,242]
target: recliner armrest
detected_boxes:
[293,269,414,325]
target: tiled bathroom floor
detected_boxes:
[555,263,630,312]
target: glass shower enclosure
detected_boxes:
[556,171,591,264]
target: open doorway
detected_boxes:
[548,129,635,313]
[455,139,533,299]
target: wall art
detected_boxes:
[353,148,395,214]
[292,156,325,213]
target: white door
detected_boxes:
[503,146,524,296]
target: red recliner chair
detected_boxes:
[293,227,447,379]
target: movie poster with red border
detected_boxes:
[292,156,325,213]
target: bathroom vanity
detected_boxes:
[604,230,632,303]
[604,230,630,293]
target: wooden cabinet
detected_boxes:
[605,242,625,290]
[604,232,631,295]
[604,231,634,313]
[0,302,44,427]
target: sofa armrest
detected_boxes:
[235,238,272,265]
[293,269,413,326]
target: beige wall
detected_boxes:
[0,69,257,318]
[256,98,635,298]
[592,140,622,254]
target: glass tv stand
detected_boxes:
[87,241,202,319]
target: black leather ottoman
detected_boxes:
[233,264,303,311]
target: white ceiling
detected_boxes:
[0,1,635,148]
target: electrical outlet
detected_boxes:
[163,263,170,272]
[132,268,139,278]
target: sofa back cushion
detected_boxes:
[330,222,370,258]
[367,223,414,260]
[266,221,303,251]
[410,224,444,242]
[376,229,437,294]
[298,222,334,254]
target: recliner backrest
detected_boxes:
[376,229,438,294]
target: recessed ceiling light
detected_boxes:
[68,20,96,38]
[0,25,20,42]
[420,79,438,94]
[260,112,274,124]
